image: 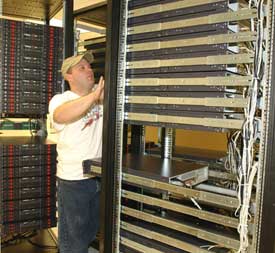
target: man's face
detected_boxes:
[66,59,95,92]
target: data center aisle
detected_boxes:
[1,229,58,253]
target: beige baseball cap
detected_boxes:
[61,51,94,77]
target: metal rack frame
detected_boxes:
[101,0,275,252]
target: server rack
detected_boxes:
[84,36,106,82]
[0,17,63,240]
[0,18,63,117]
[0,137,57,237]
[88,1,275,253]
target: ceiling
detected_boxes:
[0,0,107,41]
[1,0,63,21]
[1,0,107,26]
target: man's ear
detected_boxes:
[64,73,72,82]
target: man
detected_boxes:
[49,51,104,253]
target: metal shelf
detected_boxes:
[74,1,107,27]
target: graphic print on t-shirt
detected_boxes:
[82,105,103,130]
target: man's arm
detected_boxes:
[98,76,105,104]
[53,79,104,124]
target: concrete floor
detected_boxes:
[1,229,58,253]
[1,228,99,253]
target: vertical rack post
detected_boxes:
[63,0,74,91]
[130,125,145,154]
[255,1,275,252]
[160,128,175,159]
[101,0,127,252]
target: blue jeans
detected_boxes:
[57,177,100,253]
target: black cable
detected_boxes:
[27,228,59,251]
[1,229,58,251]
[1,231,37,248]
[27,238,58,250]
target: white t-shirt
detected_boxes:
[49,91,103,180]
